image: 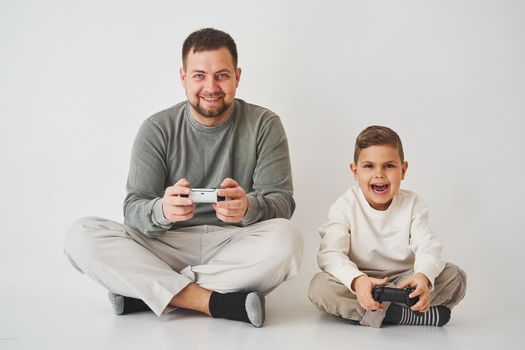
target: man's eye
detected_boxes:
[217,73,228,80]
[193,74,204,80]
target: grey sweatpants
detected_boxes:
[308,263,467,327]
[64,217,303,316]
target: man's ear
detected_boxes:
[401,161,408,180]
[350,163,358,179]
[179,67,186,88]
[235,67,242,87]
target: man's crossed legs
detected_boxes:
[64,217,303,327]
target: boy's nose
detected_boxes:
[374,170,386,178]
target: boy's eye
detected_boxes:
[363,164,373,168]
[385,164,396,168]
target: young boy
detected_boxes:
[308,125,466,328]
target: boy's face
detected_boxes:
[350,145,408,211]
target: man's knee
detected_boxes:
[238,219,303,285]
[64,216,126,264]
[257,218,303,261]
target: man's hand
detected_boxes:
[352,275,389,312]
[162,178,196,223]
[213,178,248,222]
[398,272,431,312]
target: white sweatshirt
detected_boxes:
[317,185,445,293]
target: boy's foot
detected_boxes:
[108,292,151,315]
[209,291,265,328]
[383,304,451,326]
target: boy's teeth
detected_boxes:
[372,184,388,192]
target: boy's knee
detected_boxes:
[308,272,329,302]
[441,262,468,291]
[308,272,340,304]
[432,262,467,308]
[448,263,467,303]
[308,272,361,321]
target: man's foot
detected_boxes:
[108,292,151,315]
[383,304,451,326]
[208,291,265,327]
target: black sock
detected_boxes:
[208,291,265,327]
[108,292,151,315]
[383,304,451,326]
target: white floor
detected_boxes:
[2,272,523,350]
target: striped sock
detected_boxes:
[383,304,451,326]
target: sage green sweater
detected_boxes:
[123,99,294,237]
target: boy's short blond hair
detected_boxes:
[354,125,404,163]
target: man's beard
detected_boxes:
[192,96,231,119]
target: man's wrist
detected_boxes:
[240,195,258,225]
[152,198,173,228]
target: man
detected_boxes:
[64,28,303,328]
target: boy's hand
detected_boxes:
[352,275,389,312]
[398,272,431,312]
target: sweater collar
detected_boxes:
[355,184,398,216]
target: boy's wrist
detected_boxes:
[414,272,431,287]
[351,274,367,292]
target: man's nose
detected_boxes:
[204,77,220,92]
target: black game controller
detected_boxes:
[372,286,419,307]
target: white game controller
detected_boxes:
[182,188,225,203]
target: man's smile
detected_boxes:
[201,94,224,104]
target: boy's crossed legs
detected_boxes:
[308,263,467,328]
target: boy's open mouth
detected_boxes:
[371,184,389,193]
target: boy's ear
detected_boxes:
[350,163,358,179]
[401,161,408,180]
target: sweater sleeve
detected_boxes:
[317,196,365,293]
[240,116,295,225]
[123,119,172,238]
[409,195,446,289]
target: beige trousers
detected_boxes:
[308,263,467,327]
[64,217,303,316]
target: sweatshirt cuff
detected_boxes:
[240,195,259,226]
[414,261,445,290]
[151,198,173,229]
[331,265,365,294]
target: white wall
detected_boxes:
[1,0,523,311]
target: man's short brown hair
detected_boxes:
[353,125,404,163]
[182,28,238,69]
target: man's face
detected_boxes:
[180,47,241,126]
[350,145,408,211]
